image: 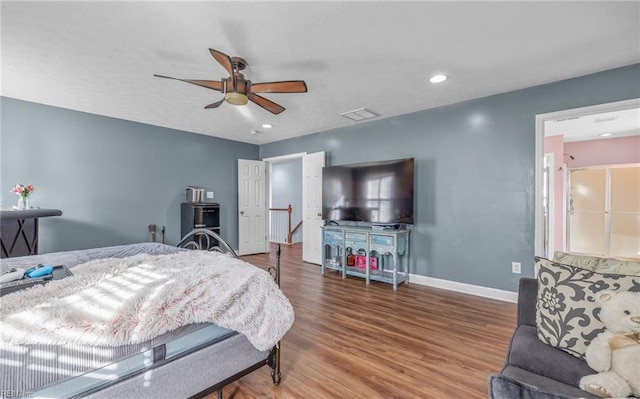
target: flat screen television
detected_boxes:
[322,158,414,224]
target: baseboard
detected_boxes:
[409,274,518,303]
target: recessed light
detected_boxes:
[600,133,613,137]
[262,124,273,129]
[251,130,262,135]
[429,74,447,83]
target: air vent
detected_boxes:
[594,116,617,123]
[553,116,580,122]
[341,108,378,122]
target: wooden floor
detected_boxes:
[209,243,516,399]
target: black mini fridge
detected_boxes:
[180,202,221,246]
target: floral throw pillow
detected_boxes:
[535,257,640,359]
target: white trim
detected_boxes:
[262,152,307,163]
[535,114,545,257]
[534,98,640,258]
[409,274,518,303]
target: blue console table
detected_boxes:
[321,225,410,290]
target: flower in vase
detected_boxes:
[11,183,35,198]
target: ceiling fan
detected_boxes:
[154,49,307,115]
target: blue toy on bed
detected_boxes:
[25,264,53,278]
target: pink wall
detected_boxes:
[544,135,640,255]
[564,135,640,167]
[544,135,565,255]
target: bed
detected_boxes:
[0,229,292,399]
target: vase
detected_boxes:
[17,196,29,210]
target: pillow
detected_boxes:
[552,251,601,271]
[553,251,640,275]
[535,257,640,359]
[595,257,640,275]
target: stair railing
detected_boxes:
[269,204,301,244]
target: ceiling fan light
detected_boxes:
[225,92,249,106]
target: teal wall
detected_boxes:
[2,64,638,292]
[1,98,258,252]
[260,64,640,292]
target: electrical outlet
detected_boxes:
[206,191,214,199]
[512,261,522,274]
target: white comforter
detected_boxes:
[0,251,294,351]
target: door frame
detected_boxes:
[534,98,640,257]
[543,152,555,258]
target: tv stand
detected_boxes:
[320,225,410,290]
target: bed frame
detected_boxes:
[177,229,282,399]
[0,229,284,399]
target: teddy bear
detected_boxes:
[579,290,640,398]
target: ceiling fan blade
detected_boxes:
[209,49,234,76]
[154,75,222,91]
[248,93,285,115]
[250,80,308,94]
[204,99,225,109]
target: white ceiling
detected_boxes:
[2,1,639,145]
[545,107,640,142]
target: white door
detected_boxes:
[302,151,325,264]
[238,159,268,255]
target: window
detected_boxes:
[365,174,393,223]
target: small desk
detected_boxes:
[0,209,62,258]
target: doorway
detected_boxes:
[535,98,640,259]
[265,153,305,245]
[259,151,325,264]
